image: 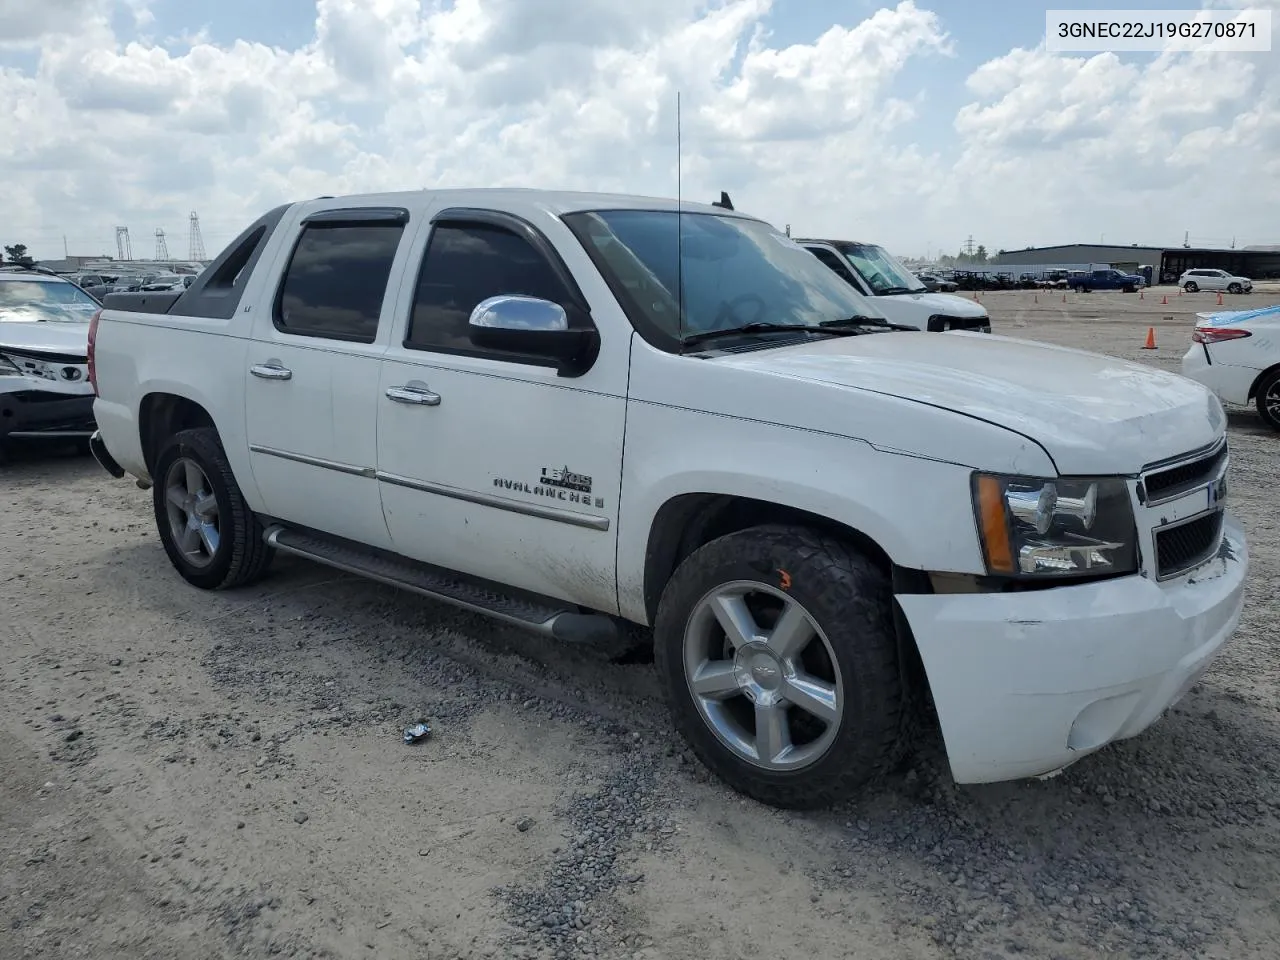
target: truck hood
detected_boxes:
[879,291,987,319]
[0,318,91,358]
[723,331,1224,475]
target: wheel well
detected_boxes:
[139,393,216,474]
[643,494,895,624]
[642,493,932,718]
[1248,363,1280,402]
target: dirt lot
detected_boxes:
[2,285,1278,960]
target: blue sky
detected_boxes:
[1,0,1276,260]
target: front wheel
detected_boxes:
[1256,370,1280,432]
[1228,283,1243,294]
[653,525,907,809]
[152,427,274,589]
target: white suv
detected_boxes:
[1180,269,1252,294]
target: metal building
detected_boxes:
[991,244,1280,282]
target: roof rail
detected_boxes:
[0,263,59,276]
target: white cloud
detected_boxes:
[0,0,1275,261]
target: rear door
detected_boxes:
[243,203,419,549]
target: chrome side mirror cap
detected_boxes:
[468,295,569,333]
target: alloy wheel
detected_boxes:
[682,580,843,771]
[163,457,221,568]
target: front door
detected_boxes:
[244,205,416,550]
[375,210,627,615]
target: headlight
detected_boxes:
[972,473,1138,578]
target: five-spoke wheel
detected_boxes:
[655,524,909,809]
[163,457,221,567]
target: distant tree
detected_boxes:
[975,244,988,262]
[4,243,34,266]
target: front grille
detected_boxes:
[1155,511,1224,579]
[927,314,991,333]
[1145,442,1227,502]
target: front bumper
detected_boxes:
[898,513,1248,784]
[0,388,96,441]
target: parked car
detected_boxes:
[798,239,991,332]
[914,273,958,293]
[1181,302,1280,431]
[1068,268,1145,293]
[1180,269,1253,294]
[0,266,99,459]
[88,188,1246,808]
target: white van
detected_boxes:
[798,238,991,333]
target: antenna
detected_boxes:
[676,89,684,342]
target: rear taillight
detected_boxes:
[1192,327,1252,345]
[87,308,101,395]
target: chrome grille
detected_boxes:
[1144,441,1227,504]
[1155,511,1224,579]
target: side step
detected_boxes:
[262,525,621,645]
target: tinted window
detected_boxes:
[274,222,404,342]
[405,222,571,353]
[808,247,858,285]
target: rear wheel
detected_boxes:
[653,524,906,809]
[152,427,273,589]
[1184,281,1199,293]
[1255,369,1280,432]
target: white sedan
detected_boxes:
[1179,268,1253,294]
[1181,303,1280,431]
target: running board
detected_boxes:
[262,525,620,645]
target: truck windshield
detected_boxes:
[0,278,100,321]
[563,209,883,342]
[833,243,926,295]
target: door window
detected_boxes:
[273,222,404,342]
[404,221,575,357]
[807,247,860,287]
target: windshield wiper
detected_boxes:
[680,322,857,350]
[819,316,916,332]
[875,286,920,295]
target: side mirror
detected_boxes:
[468,295,599,377]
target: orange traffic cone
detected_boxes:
[1142,327,1157,349]
[1217,291,1224,305]
[1139,290,1144,299]
[1178,288,1183,296]
[1061,292,1067,303]
[1161,294,1168,304]
[1034,293,1039,303]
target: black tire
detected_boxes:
[152,427,273,590]
[653,524,905,809]
[1184,281,1198,293]
[1255,369,1280,432]
[1228,283,1242,294]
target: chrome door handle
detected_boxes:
[386,385,441,406]
[250,363,292,381]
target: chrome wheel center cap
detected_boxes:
[733,642,784,697]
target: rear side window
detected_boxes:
[274,222,404,342]
[405,222,573,354]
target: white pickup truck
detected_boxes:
[87,188,1247,809]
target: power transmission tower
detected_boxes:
[115,226,133,261]
[962,235,976,258]
[155,229,169,261]
[188,211,206,261]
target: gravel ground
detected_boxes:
[2,284,1278,960]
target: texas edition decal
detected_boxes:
[493,465,605,509]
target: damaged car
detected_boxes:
[0,266,99,461]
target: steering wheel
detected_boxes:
[713,293,767,327]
